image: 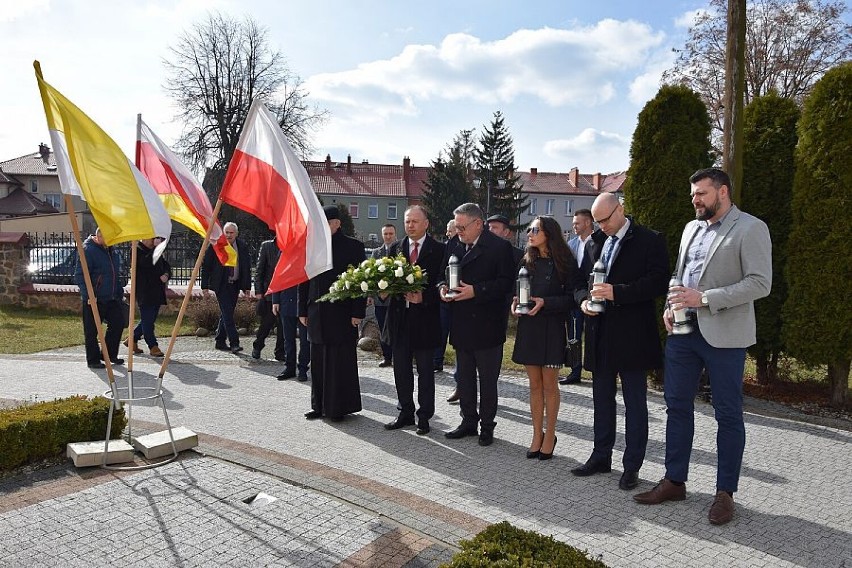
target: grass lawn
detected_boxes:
[0,305,194,354]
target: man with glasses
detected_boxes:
[439,203,515,446]
[571,193,669,491]
[634,168,771,526]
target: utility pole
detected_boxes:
[723,0,746,202]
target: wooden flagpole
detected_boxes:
[64,195,121,401]
[157,198,226,384]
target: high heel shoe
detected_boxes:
[526,431,544,459]
[539,436,557,461]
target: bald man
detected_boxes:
[571,193,669,491]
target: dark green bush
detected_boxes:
[0,396,126,471]
[442,521,608,567]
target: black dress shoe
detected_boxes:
[304,410,322,420]
[251,349,261,359]
[446,390,460,404]
[571,458,612,477]
[297,374,308,382]
[215,343,229,351]
[478,430,494,446]
[416,422,430,435]
[378,359,392,367]
[619,470,639,490]
[384,416,415,430]
[87,362,105,369]
[231,345,244,354]
[444,425,478,439]
[277,369,296,380]
[111,358,124,366]
[559,375,581,385]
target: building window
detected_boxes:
[545,199,555,215]
[349,202,359,218]
[30,179,38,193]
[387,202,397,219]
[44,194,62,209]
[368,203,379,219]
[528,198,537,215]
[565,199,574,216]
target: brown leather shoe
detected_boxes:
[633,479,686,504]
[149,345,164,357]
[123,338,143,355]
[708,491,735,525]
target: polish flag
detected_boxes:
[136,116,236,267]
[220,99,331,294]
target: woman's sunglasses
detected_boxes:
[526,226,542,235]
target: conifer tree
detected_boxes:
[783,63,852,407]
[741,93,799,385]
[474,112,527,229]
[421,130,475,237]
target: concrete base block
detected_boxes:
[132,427,198,459]
[67,440,135,467]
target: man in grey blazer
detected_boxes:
[634,168,772,526]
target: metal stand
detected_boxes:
[100,372,178,470]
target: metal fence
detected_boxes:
[25,232,268,286]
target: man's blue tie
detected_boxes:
[602,235,619,267]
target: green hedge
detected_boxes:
[443,521,608,567]
[0,396,126,471]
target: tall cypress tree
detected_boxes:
[474,111,527,229]
[741,93,799,385]
[625,85,714,269]
[783,63,852,408]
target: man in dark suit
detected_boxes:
[383,206,446,435]
[561,208,594,385]
[298,205,367,421]
[439,202,515,446]
[571,193,669,490]
[371,224,397,367]
[201,221,252,354]
[272,284,310,381]
[486,214,524,267]
[252,238,285,360]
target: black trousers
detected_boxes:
[391,334,435,424]
[252,299,284,359]
[82,299,124,365]
[455,344,503,431]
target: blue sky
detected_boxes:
[1,0,708,175]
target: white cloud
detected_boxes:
[674,9,710,29]
[0,0,49,23]
[542,128,630,172]
[306,20,667,120]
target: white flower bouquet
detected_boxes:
[318,253,426,302]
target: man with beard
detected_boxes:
[299,205,367,421]
[634,168,772,526]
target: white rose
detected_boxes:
[406,274,415,284]
[394,267,404,277]
[360,260,370,268]
[329,285,336,293]
[345,281,351,289]
[360,281,369,292]
[378,279,388,290]
[377,264,387,272]
[394,259,404,266]
[364,269,371,277]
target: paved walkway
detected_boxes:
[0,337,850,567]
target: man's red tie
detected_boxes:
[410,241,419,264]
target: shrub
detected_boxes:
[186,295,258,334]
[234,298,257,333]
[442,521,608,567]
[0,396,126,471]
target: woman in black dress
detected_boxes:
[511,216,578,460]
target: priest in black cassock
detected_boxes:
[298,205,367,421]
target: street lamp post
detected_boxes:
[473,174,506,216]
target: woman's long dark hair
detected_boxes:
[522,216,575,283]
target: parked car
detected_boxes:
[27,244,77,285]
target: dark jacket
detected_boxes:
[201,237,252,292]
[384,235,446,349]
[440,229,515,350]
[298,230,367,344]
[271,286,298,318]
[371,241,397,307]
[135,242,170,307]
[577,219,669,372]
[254,239,281,298]
[74,235,125,302]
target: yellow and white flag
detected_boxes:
[33,61,171,251]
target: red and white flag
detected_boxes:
[220,99,332,294]
[136,116,236,267]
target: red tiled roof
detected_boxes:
[0,187,60,216]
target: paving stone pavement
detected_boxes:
[1,336,850,567]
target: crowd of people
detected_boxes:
[77,167,771,526]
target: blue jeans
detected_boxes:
[664,330,746,492]
[133,304,161,348]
